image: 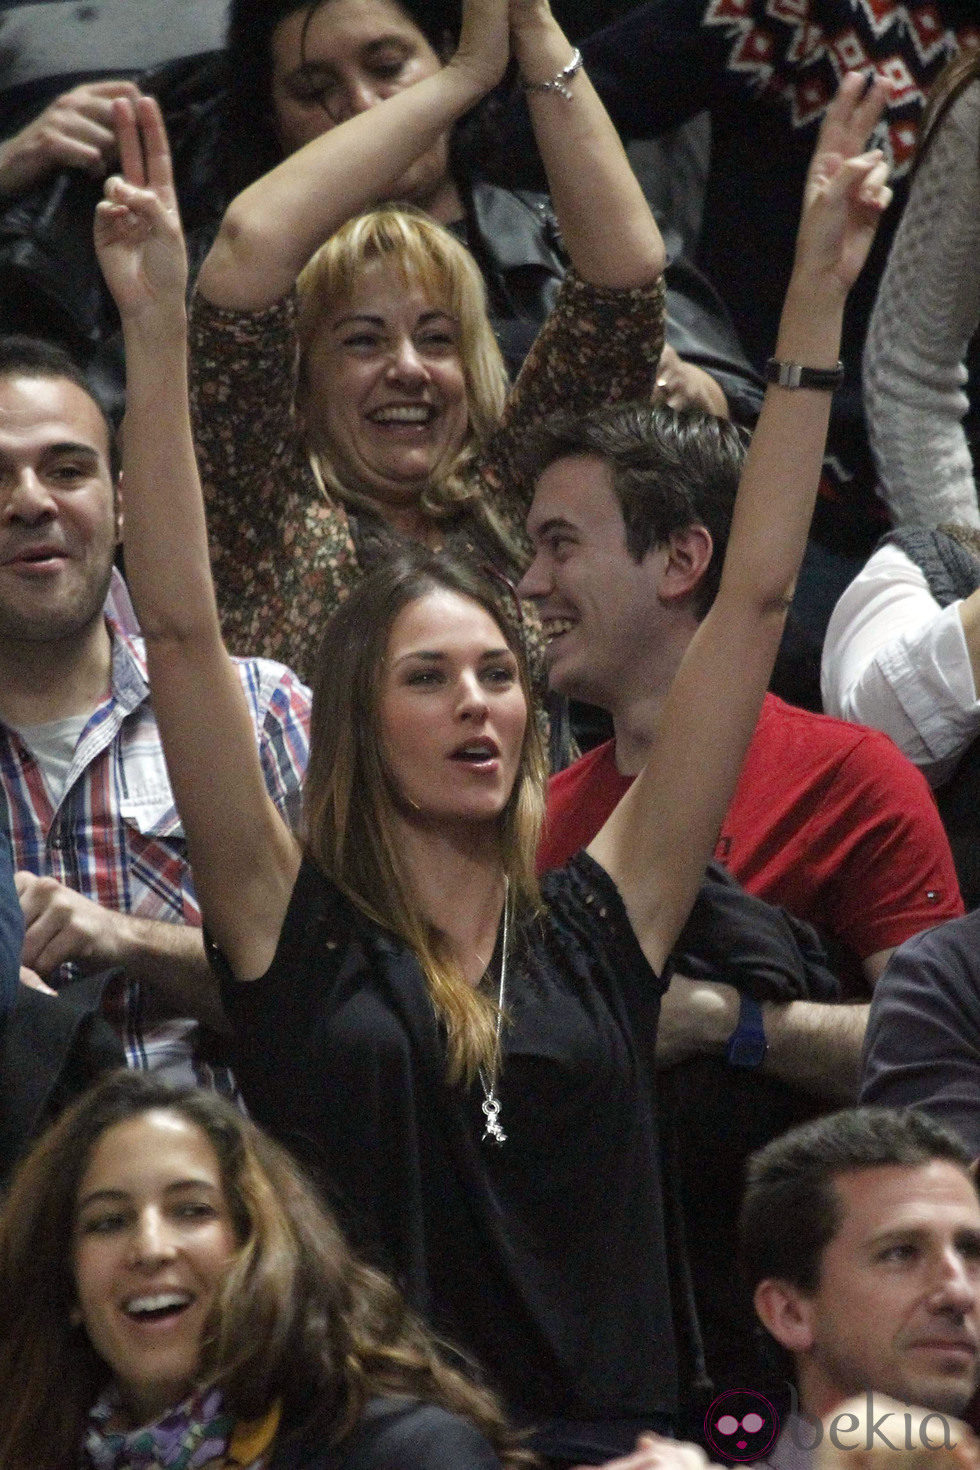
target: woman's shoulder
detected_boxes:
[531,851,666,997]
[275,858,385,964]
[270,1397,501,1470]
[212,858,371,1001]
[538,848,627,919]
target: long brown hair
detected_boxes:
[303,546,546,1084]
[916,49,980,172]
[0,1072,532,1470]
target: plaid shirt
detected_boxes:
[1,578,311,1087]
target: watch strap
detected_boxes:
[765,357,844,391]
[725,990,768,1069]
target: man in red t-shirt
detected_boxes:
[519,403,962,1098]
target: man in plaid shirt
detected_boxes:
[0,336,311,1087]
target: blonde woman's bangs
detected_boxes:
[296,206,508,442]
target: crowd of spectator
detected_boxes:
[2,1,980,1468]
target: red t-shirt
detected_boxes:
[539,694,963,994]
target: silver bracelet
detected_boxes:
[520,47,583,101]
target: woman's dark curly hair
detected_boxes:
[0,1070,533,1470]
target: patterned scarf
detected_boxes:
[82,1386,279,1470]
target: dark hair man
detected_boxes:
[0,335,311,1084]
[589,1109,980,1470]
[743,1109,980,1439]
[520,402,963,1099]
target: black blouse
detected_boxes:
[216,853,675,1463]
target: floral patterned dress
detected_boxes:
[189,270,665,684]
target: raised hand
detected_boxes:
[794,71,893,293]
[93,95,187,323]
[449,0,511,97]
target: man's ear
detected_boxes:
[656,524,713,604]
[753,1277,817,1353]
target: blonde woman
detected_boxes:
[189,0,667,681]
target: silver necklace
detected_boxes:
[479,882,510,1146]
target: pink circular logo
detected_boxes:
[704,1390,779,1461]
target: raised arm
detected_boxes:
[94,97,300,982]
[509,0,665,287]
[587,74,892,977]
[196,0,510,311]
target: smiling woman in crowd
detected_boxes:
[0,1070,525,1470]
[189,0,667,684]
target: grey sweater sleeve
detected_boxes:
[863,81,980,530]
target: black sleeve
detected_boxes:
[348,1405,501,1470]
[274,1402,502,1470]
[664,257,766,426]
[860,913,980,1157]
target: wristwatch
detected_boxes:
[764,357,844,391]
[725,991,768,1069]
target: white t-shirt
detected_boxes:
[821,541,980,787]
[9,713,89,809]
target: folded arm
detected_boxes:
[15,873,227,1030]
[196,0,510,310]
[655,975,868,1103]
[822,543,980,784]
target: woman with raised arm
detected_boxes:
[189,0,666,683]
[95,71,890,1468]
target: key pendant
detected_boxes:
[481,1094,506,1145]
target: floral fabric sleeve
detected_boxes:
[188,291,361,681]
[479,269,666,527]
